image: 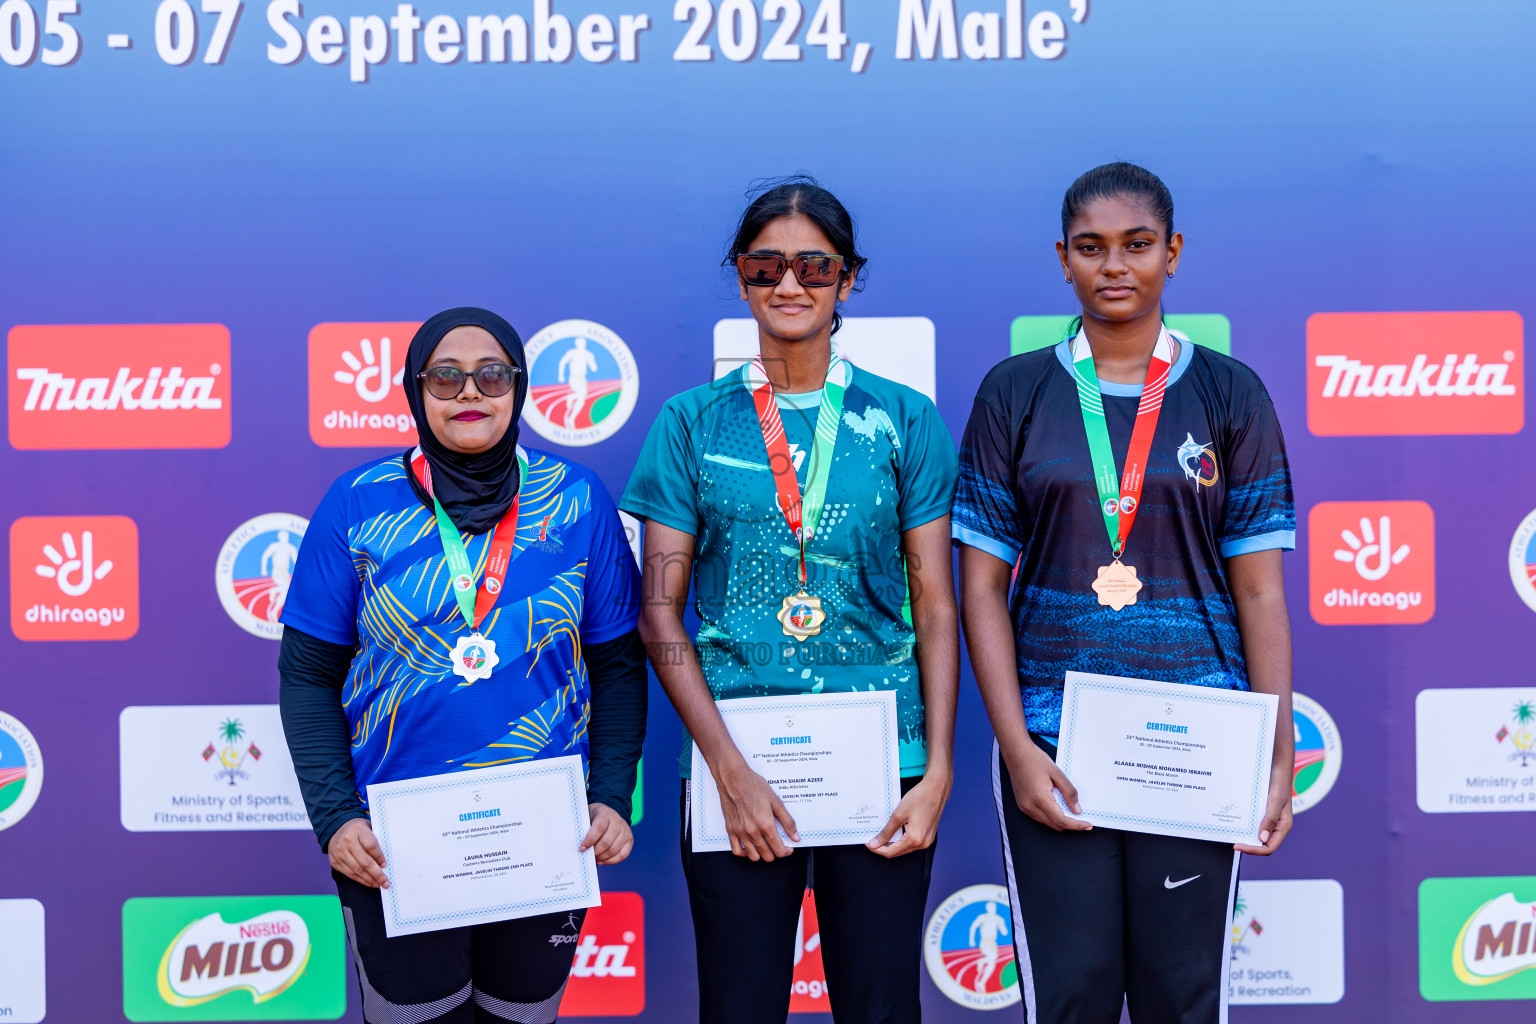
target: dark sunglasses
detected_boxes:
[733,251,846,288]
[417,363,520,400]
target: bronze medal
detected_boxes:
[777,590,826,640]
[1091,559,1142,611]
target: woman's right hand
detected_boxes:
[1009,740,1093,832]
[329,817,390,887]
[716,759,801,861]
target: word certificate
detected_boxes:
[691,691,900,853]
[1055,672,1279,845]
[367,755,600,937]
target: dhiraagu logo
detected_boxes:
[1420,876,1536,1001]
[123,895,345,1020]
[1010,314,1231,356]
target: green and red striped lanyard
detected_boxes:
[1070,328,1174,559]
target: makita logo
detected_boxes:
[558,892,644,1017]
[15,365,224,410]
[8,324,231,449]
[1314,353,1517,398]
[1306,312,1523,436]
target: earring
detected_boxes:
[1167,272,1174,279]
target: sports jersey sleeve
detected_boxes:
[619,398,700,535]
[281,474,362,647]
[579,476,641,644]
[896,400,960,530]
[952,388,1027,565]
[1218,395,1297,556]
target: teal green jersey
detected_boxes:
[621,363,958,777]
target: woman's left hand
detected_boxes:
[1234,763,1294,856]
[580,802,634,865]
[866,771,952,859]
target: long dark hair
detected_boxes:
[1060,161,1175,242]
[725,174,866,335]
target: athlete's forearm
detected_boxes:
[959,546,1035,769]
[906,518,959,774]
[1227,549,1295,770]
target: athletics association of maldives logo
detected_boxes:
[215,514,308,641]
[1291,692,1342,814]
[924,884,1020,1010]
[11,515,139,641]
[8,323,231,449]
[0,710,43,832]
[1306,311,1523,436]
[1510,509,1536,615]
[308,322,422,447]
[521,320,638,447]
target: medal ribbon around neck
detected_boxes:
[1071,327,1174,559]
[411,446,530,633]
[746,354,851,587]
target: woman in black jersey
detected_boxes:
[953,164,1297,1024]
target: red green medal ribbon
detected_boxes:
[1070,329,1174,558]
[746,355,850,587]
[410,446,529,631]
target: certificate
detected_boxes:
[690,691,900,853]
[1055,671,1278,845]
[366,755,600,937]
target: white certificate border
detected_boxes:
[694,694,899,848]
[372,758,596,931]
[1058,677,1273,843]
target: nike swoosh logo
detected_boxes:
[1164,875,1201,889]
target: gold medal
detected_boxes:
[777,590,826,640]
[1091,559,1142,611]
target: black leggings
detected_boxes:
[334,870,584,1024]
[992,740,1241,1024]
[680,777,935,1024]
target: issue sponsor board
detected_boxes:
[714,317,937,401]
[120,706,309,831]
[0,899,46,1023]
[1420,876,1536,1001]
[1308,501,1435,625]
[1010,314,1231,356]
[8,324,232,449]
[1228,879,1345,1004]
[308,322,422,447]
[559,892,645,1016]
[11,514,139,641]
[1306,311,1523,435]
[122,895,346,1021]
[1416,688,1536,813]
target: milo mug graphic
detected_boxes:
[122,895,346,1021]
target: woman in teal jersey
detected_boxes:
[622,177,960,1023]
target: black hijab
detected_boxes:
[404,307,529,535]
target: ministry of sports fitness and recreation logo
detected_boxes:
[1496,699,1536,768]
[8,323,231,449]
[203,717,263,786]
[122,895,345,1020]
[10,515,139,641]
[1291,693,1342,814]
[215,514,308,641]
[1306,311,1523,436]
[924,884,1020,1010]
[1510,509,1536,615]
[0,710,43,832]
[522,320,638,447]
[307,322,422,447]
[1309,501,1435,625]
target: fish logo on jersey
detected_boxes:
[1177,433,1219,487]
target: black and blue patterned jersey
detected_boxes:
[952,336,1295,737]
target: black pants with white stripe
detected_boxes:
[992,740,1240,1024]
[336,870,584,1024]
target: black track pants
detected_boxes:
[992,741,1240,1024]
[680,777,935,1024]
[335,870,585,1023]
